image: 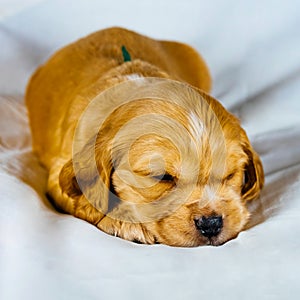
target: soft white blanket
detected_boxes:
[1,1,300,299]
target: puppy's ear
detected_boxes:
[59,159,82,198]
[59,137,113,215]
[241,146,264,201]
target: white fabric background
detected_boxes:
[1,1,300,299]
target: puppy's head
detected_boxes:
[60,79,264,247]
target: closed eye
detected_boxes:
[152,173,175,182]
[224,172,235,181]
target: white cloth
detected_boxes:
[1,1,300,299]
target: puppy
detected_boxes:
[26,27,264,247]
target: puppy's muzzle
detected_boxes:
[195,216,223,238]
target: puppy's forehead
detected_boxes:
[111,96,245,174]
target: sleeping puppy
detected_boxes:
[26,27,264,247]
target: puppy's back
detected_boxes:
[26,27,211,167]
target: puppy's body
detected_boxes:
[27,27,210,166]
[26,27,264,246]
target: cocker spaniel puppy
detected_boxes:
[26,27,264,246]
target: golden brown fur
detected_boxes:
[26,27,264,246]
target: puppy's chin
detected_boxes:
[98,195,250,247]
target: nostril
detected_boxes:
[195,216,223,238]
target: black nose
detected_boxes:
[195,216,223,238]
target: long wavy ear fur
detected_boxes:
[59,159,83,198]
[58,136,113,222]
[241,144,264,202]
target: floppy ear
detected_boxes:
[59,136,113,216]
[241,146,264,201]
[59,158,82,198]
[159,40,211,93]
